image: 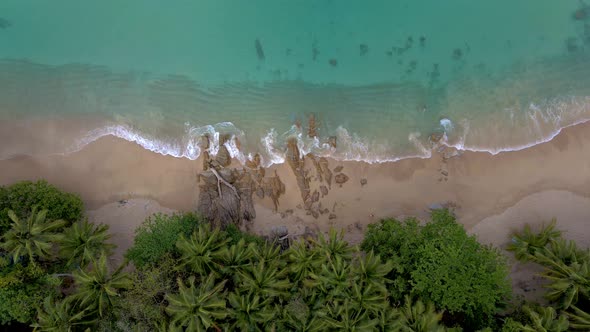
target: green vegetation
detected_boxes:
[1,179,590,331]
[0,180,83,235]
[361,209,511,329]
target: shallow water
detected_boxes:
[0,1,589,164]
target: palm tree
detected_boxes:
[322,300,378,332]
[72,254,131,317]
[226,291,278,331]
[214,238,254,285]
[176,224,228,276]
[165,275,227,331]
[566,305,590,330]
[507,219,561,262]
[534,253,590,309]
[375,305,402,332]
[31,296,94,332]
[238,258,290,299]
[282,297,328,332]
[513,306,569,332]
[355,250,394,294]
[313,228,354,261]
[307,254,352,302]
[59,219,115,268]
[287,240,323,283]
[1,208,66,264]
[399,296,445,332]
[349,282,388,317]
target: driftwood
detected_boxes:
[209,165,239,198]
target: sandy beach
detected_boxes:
[2,119,590,298]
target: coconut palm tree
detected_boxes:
[399,296,445,332]
[226,290,278,331]
[566,305,590,330]
[214,238,254,285]
[31,296,94,332]
[1,208,66,264]
[512,306,569,332]
[176,224,228,276]
[237,258,290,299]
[313,228,354,261]
[282,297,328,332]
[507,219,561,262]
[534,253,590,309]
[307,254,352,302]
[355,250,394,294]
[71,254,131,318]
[287,239,323,283]
[165,275,227,331]
[59,219,115,268]
[323,300,378,332]
[375,305,402,332]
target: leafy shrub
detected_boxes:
[0,180,83,235]
[126,213,201,268]
[361,209,511,329]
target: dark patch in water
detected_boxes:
[584,23,590,44]
[285,48,292,56]
[405,36,414,49]
[312,41,320,61]
[565,37,580,53]
[406,60,417,74]
[573,6,589,20]
[254,39,265,61]
[385,50,393,57]
[359,43,369,56]
[0,17,12,29]
[419,36,426,47]
[328,58,338,67]
[452,48,463,60]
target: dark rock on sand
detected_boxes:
[333,165,343,173]
[328,136,337,148]
[360,178,367,186]
[311,190,320,203]
[320,185,328,197]
[215,145,231,167]
[335,173,349,185]
[329,213,337,220]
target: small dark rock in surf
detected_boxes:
[254,38,265,61]
[329,58,338,67]
[0,17,12,29]
[419,36,426,47]
[573,7,589,20]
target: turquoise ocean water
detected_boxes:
[0,1,589,165]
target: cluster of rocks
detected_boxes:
[197,135,285,229]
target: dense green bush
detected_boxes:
[0,180,83,235]
[126,213,201,268]
[361,209,512,329]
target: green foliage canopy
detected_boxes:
[361,209,512,328]
[0,180,83,235]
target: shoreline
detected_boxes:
[2,118,590,246]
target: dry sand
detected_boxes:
[2,119,590,299]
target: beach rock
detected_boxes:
[308,114,318,138]
[311,190,320,203]
[328,136,337,148]
[320,185,328,197]
[333,165,344,173]
[245,153,261,169]
[215,145,231,167]
[335,173,349,185]
[319,158,332,188]
[441,170,448,176]
[322,208,330,215]
[360,178,367,186]
[202,151,211,171]
[311,210,319,219]
[329,213,337,220]
[428,203,444,210]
